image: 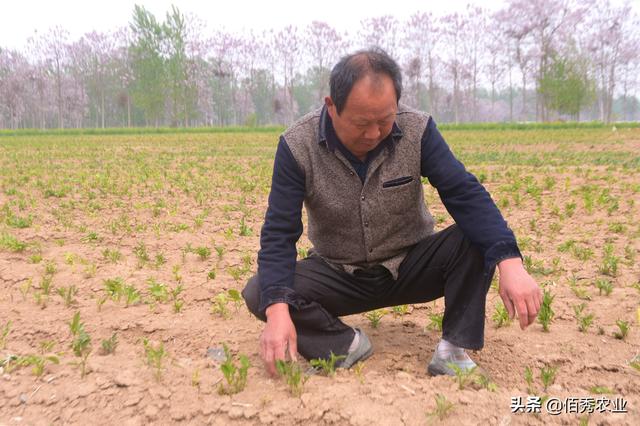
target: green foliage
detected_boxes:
[0,233,28,252]
[15,354,60,377]
[573,303,594,332]
[364,308,387,328]
[69,312,92,378]
[538,289,555,332]
[218,343,250,395]
[427,393,454,421]
[540,365,557,391]
[56,285,78,307]
[492,301,511,328]
[142,338,167,381]
[613,320,629,340]
[595,278,613,296]
[391,304,410,317]
[276,360,308,397]
[428,313,444,331]
[0,320,11,349]
[100,333,118,355]
[538,52,595,119]
[447,362,478,390]
[309,351,346,377]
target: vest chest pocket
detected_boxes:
[379,176,417,215]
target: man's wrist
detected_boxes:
[498,256,523,271]
[265,302,289,318]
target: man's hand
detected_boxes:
[497,257,542,330]
[260,303,298,376]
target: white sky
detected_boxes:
[2,0,638,51]
[0,0,508,50]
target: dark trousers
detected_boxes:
[242,225,495,361]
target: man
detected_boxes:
[242,48,542,377]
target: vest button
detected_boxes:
[361,195,365,201]
[368,248,373,253]
[350,171,355,176]
[364,221,369,227]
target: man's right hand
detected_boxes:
[260,302,298,376]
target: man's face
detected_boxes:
[325,73,398,160]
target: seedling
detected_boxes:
[227,289,244,312]
[0,320,11,349]
[15,354,60,377]
[154,253,166,267]
[364,309,387,328]
[447,362,477,390]
[70,316,92,377]
[538,289,555,332]
[492,301,511,328]
[214,246,225,260]
[353,361,366,384]
[170,284,184,313]
[100,333,118,355]
[428,313,444,331]
[590,386,614,394]
[239,216,252,236]
[630,354,640,372]
[524,366,534,394]
[309,351,346,377]
[475,372,498,392]
[540,365,557,391]
[134,242,150,267]
[599,244,619,277]
[194,246,211,260]
[147,278,169,303]
[218,343,250,395]
[44,261,57,276]
[19,279,31,301]
[207,269,216,280]
[191,368,201,389]
[56,285,78,307]
[40,275,53,296]
[276,359,308,397]
[102,248,122,263]
[391,304,410,317]
[297,247,309,259]
[142,338,167,381]
[123,285,141,307]
[573,304,594,332]
[613,320,629,340]
[427,393,454,422]
[104,277,125,301]
[211,293,230,318]
[595,278,613,296]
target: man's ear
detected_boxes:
[324,96,336,120]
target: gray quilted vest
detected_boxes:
[283,104,435,279]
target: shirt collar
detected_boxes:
[318,104,403,152]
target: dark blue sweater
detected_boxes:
[257,111,521,312]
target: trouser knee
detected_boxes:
[241,274,266,321]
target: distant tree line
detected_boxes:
[0,0,638,129]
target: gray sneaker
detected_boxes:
[339,328,373,369]
[427,348,478,376]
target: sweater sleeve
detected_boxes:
[420,117,522,272]
[256,136,305,314]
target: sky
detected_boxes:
[2,0,638,51]
[1,0,507,49]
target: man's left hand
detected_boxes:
[497,257,542,330]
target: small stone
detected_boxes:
[19,394,28,404]
[228,406,244,419]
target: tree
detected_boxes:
[129,5,165,126]
[538,53,595,120]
